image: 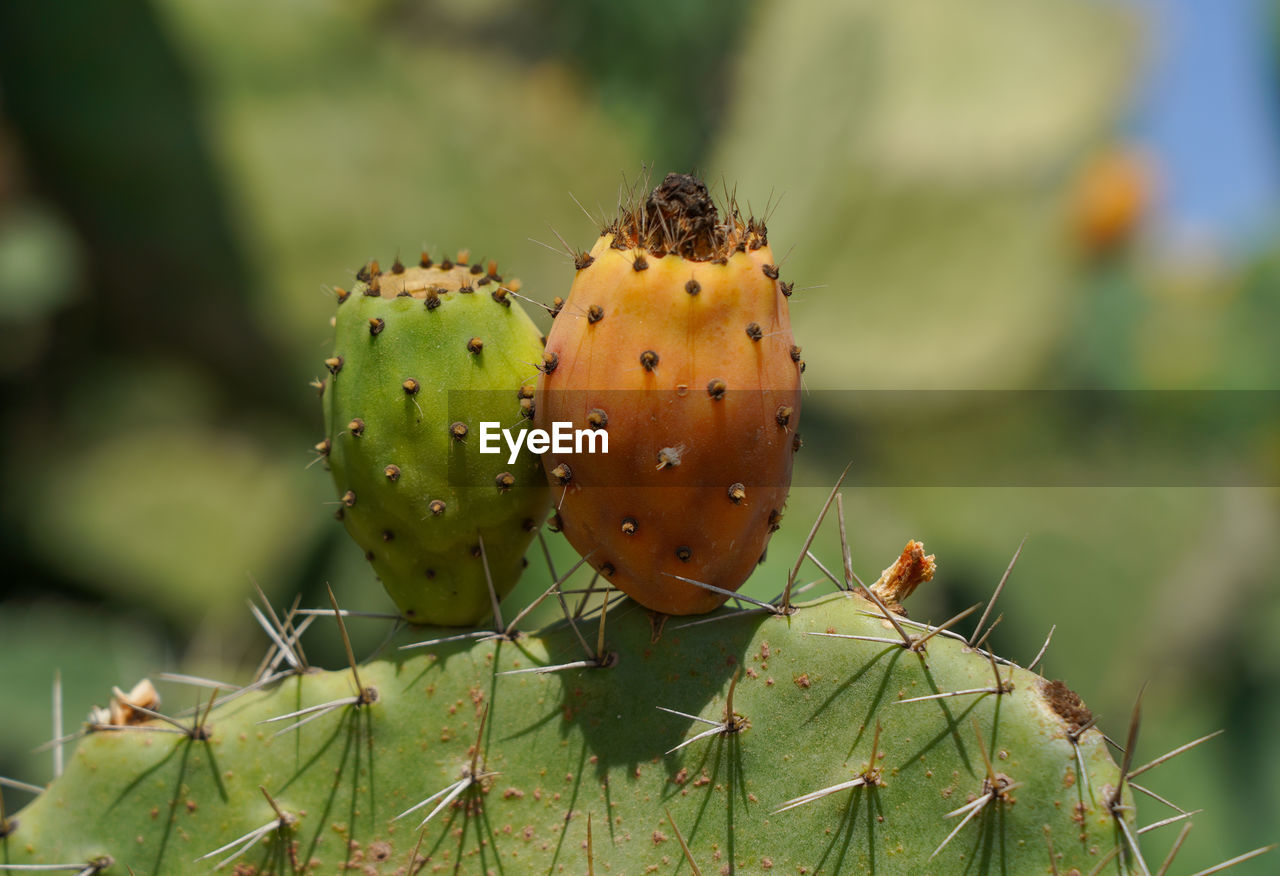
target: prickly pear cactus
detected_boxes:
[536,173,802,615]
[321,252,550,625]
[6,188,1265,876]
[1,552,1151,875]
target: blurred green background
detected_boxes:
[0,0,1276,871]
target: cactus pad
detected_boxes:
[3,581,1143,875]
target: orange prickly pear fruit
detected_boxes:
[536,173,803,615]
[1071,146,1152,255]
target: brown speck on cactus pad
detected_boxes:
[1041,679,1094,732]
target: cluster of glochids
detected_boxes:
[3,520,1270,875]
[319,172,803,626]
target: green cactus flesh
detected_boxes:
[321,254,550,625]
[4,590,1139,874]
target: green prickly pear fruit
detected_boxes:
[321,251,549,625]
[536,173,802,615]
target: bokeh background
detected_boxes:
[0,0,1276,870]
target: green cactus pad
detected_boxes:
[5,591,1139,874]
[321,255,550,626]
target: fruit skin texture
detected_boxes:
[537,174,801,615]
[323,255,549,625]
